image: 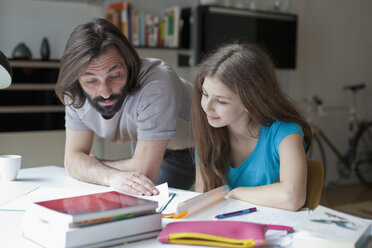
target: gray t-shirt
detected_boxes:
[65,58,193,150]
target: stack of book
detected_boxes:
[22,191,161,248]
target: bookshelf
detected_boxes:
[23,1,295,68]
[102,1,297,68]
[104,2,194,59]
[0,59,64,132]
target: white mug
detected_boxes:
[0,155,22,181]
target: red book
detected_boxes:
[25,191,157,227]
[106,8,120,28]
[107,1,125,10]
[107,1,128,36]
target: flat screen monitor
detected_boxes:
[195,6,298,69]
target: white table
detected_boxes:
[0,166,309,248]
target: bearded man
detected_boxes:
[55,18,194,196]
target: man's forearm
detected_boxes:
[65,151,159,195]
[101,159,157,181]
[74,140,168,183]
[99,159,130,171]
[64,151,118,186]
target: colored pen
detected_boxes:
[215,207,257,219]
[160,193,176,213]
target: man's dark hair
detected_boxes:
[55,18,141,108]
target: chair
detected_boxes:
[304,160,324,210]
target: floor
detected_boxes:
[320,183,372,219]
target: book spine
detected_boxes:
[127,2,133,43]
[121,8,127,37]
[132,11,140,46]
[163,6,180,48]
[139,12,145,46]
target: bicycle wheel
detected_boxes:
[307,134,327,181]
[353,121,372,186]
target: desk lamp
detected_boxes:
[0,50,12,89]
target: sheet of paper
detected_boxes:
[219,198,311,227]
[111,182,169,212]
[295,205,372,241]
[265,229,294,247]
[0,183,39,207]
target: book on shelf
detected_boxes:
[131,10,140,46]
[163,6,180,48]
[106,1,132,41]
[145,13,154,47]
[151,16,160,47]
[293,205,371,248]
[106,2,122,29]
[24,190,158,228]
[105,2,189,49]
[158,18,165,47]
[22,212,162,248]
[106,8,120,28]
[126,2,133,43]
[138,11,145,46]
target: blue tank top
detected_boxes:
[226,121,304,189]
[195,121,304,189]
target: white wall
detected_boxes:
[289,0,372,186]
[0,0,102,59]
[0,131,65,168]
[1,0,371,186]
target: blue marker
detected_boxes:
[215,207,257,219]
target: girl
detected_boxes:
[192,44,312,211]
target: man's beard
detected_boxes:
[84,86,128,118]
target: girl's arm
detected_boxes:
[227,133,307,211]
[194,165,204,193]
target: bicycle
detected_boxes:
[305,83,372,186]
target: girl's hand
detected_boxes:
[226,188,236,199]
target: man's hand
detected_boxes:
[65,129,164,196]
[109,171,159,196]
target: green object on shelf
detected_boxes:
[12,42,32,60]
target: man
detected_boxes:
[55,18,194,196]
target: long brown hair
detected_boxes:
[55,18,141,108]
[192,43,312,192]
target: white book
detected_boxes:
[163,6,180,48]
[293,205,371,248]
[132,11,140,46]
[25,191,157,227]
[152,16,159,47]
[22,212,162,248]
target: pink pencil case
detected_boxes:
[157,221,292,247]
